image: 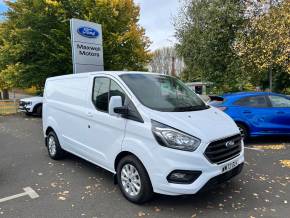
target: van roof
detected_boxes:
[46,71,163,81]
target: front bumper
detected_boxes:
[149,141,244,196]
[18,105,32,113]
[198,162,244,193]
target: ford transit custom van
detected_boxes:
[43,71,244,203]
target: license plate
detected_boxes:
[222,160,238,173]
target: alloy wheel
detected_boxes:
[48,136,57,156]
[120,164,141,196]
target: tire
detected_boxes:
[236,123,249,141]
[34,104,42,116]
[116,155,153,204]
[46,131,66,160]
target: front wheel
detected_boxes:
[117,155,153,204]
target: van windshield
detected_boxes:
[120,74,209,112]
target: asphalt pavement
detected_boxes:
[0,115,289,218]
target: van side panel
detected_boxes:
[44,76,90,154]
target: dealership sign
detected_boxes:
[70,18,104,74]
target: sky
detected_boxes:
[0,0,7,21]
[0,0,7,14]
[0,0,180,51]
[134,0,180,51]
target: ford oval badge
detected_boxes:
[77,26,99,38]
[225,140,235,148]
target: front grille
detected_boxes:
[204,134,242,164]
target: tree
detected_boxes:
[175,0,247,93]
[236,0,290,92]
[0,0,151,89]
[149,47,185,76]
[244,0,282,17]
[0,22,13,99]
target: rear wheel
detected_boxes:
[116,155,153,204]
[236,123,249,141]
[46,131,66,160]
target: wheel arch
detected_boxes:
[33,103,43,113]
[113,141,156,188]
[45,126,55,136]
[44,116,61,141]
[114,151,141,171]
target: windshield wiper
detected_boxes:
[174,105,209,112]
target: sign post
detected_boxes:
[70,18,104,74]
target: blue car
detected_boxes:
[210,92,290,139]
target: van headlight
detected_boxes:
[151,120,201,152]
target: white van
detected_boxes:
[43,71,244,203]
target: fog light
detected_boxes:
[167,170,202,184]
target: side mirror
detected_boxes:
[109,96,128,116]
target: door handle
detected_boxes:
[243,110,252,114]
[87,112,93,117]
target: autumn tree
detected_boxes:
[236,0,290,92]
[0,22,13,99]
[175,0,247,93]
[0,0,151,89]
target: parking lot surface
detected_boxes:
[0,115,289,218]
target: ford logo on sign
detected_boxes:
[77,26,99,38]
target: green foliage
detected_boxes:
[0,23,12,91]
[259,66,290,94]
[0,0,151,89]
[236,0,290,93]
[175,0,247,93]
[176,0,289,94]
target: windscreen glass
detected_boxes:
[120,74,208,112]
